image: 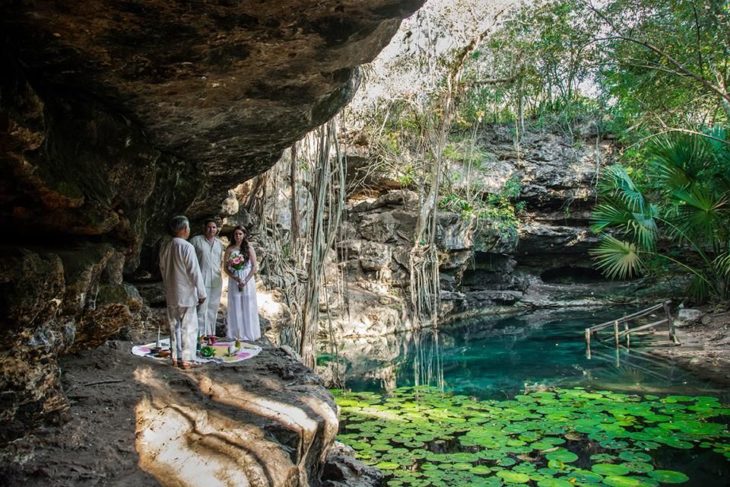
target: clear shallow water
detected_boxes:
[338,307,728,401]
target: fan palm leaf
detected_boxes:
[599,164,647,213]
[648,132,713,191]
[669,187,728,241]
[589,235,644,280]
[720,254,730,276]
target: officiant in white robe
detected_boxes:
[190,219,224,337]
[159,215,206,368]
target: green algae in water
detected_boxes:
[334,387,730,486]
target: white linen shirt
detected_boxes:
[159,237,207,307]
[189,235,224,289]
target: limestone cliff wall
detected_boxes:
[252,122,621,350]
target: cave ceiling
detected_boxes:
[1,0,424,263]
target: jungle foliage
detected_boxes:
[357,0,729,300]
[590,129,730,301]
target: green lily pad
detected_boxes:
[590,453,617,463]
[496,470,531,483]
[648,470,689,484]
[566,469,603,484]
[536,478,573,487]
[603,475,659,487]
[619,451,652,463]
[545,449,578,463]
[470,465,492,475]
[592,464,631,476]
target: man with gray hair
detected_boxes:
[159,215,207,369]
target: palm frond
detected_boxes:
[599,165,646,213]
[590,202,633,233]
[589,235,644,280]
[716,253,730,277]
[629,209,658,250]
[649,132,713,188]
[670,187,728,240]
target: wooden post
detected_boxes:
[585,328,592,359]
[624,322,630,348]
[613,320,620,347]
[664,300,679,345]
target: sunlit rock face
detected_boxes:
[0,0,424,439]
[134,349,338,487]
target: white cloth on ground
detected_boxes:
[167,305,198,362]
[190,235,224,336]
[226,260,261,341]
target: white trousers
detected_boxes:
[197,284,222,337]
[167,305,198,362]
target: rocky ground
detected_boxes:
[647,306,730,388]
[0,322,366,487]
[1,306,728,486]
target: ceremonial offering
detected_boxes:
[133,338,261,364]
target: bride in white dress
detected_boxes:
[224,226,260,341]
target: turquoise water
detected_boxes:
[339,307,728,401]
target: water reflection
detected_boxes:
[334,308,728,401]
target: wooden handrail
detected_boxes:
[617,319,668,337]
[587,301,668,331]
[584,300,678,354]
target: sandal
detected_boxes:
[180,361,201,370]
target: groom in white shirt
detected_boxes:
[190,219,224,338]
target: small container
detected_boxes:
[228,344,236,356]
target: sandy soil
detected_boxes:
[2,307,729,486]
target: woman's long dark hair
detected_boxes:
[229,225,250,263]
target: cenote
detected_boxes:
[329,308,730,486]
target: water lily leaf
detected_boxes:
[531,441,559,451]
[566,469,604,484]
[603,475,652,487]
[619,451,652,463]
[590,453,617,463]
[673,420,725,436]
[497,457,517,467]
[599,439,630,450]
[657,436,694,449]
[545,449,578,463]
[624,461,654,473]
[496,470,531,483]
[470,465,492,475]
[648,470,689,483]
[592,463,630,476]
[537,478,574,487]
[547,459,571,471]
[662,395,694,404]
